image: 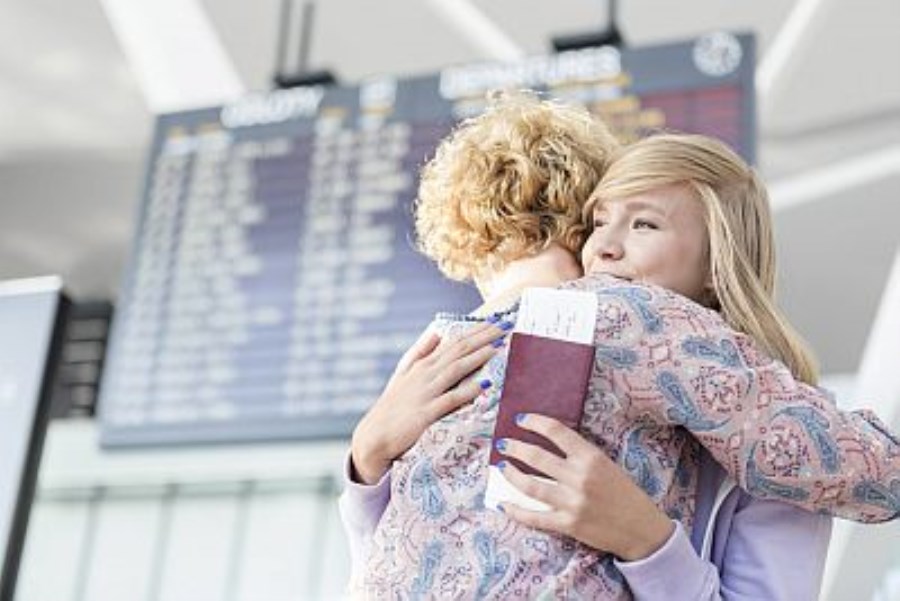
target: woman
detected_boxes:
[341,96,897,598]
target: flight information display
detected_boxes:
[99,33,756,446]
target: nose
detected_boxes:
[598,240,624,261]
[589,229,624,261]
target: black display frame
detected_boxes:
[0,278,68,600]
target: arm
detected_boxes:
[339,319,508,585]
[616,522,721,600]
[578,277,900,522]
[616,491,831,601]
[496,416,831,600]
[337,452,392,592]
[350,320,507,484]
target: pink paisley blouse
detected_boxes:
[359,274,899,599]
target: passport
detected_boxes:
[484,288,597,512]
[487,332,594,476]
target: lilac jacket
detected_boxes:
[339,448,832,600]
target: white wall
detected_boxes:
[17,420,351,601]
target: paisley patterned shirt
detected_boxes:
[361,274,900,599]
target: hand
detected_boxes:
[495,413,675,562]
[350,320,510,484]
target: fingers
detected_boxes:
[431,375,491,419]
[494,437,570,485]
[435,319,512,365]
[494,461,571,532]
[500,501,560,533]
[396,318,512,420]
[395,329,441,374]
[394,317,501,381]
[431,344,498,393]
[499,461,562,507]
[513,413,587,458]
[425,318,510,392]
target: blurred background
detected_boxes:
[0,0,898,599]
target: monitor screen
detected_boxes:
[99,33,756,446]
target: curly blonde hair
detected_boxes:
[587,133,818,385]
[415,91,621,281]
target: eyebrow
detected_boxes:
[594,199,668,216]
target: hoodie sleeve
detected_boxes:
[337,451,392,592]
[617,492,832,601]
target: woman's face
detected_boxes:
[580,184,712,304]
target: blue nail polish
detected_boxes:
[499,320,515,331]
[491,337,506,348]
[497,503,506,513]
[494,438,506,452]
[479,379,492,390]
[496,460,507,470]
[515,413,527,425]
[486,314,501,324]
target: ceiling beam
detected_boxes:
[756,0,830,121]
[98,0,245,113]
[423,0,526,62]
[769,145,900,212]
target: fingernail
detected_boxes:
[496,460,507,470]
[497,503,505,513]
[479,379,492,390]
[499,320,515,331]
[486,314,501,324]
[491,337,506,348]
[494,438,507,452]
[515,413,527,425]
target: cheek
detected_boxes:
[580,236,594,267]
[669,242,709,299]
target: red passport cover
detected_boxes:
[489,332,594,477]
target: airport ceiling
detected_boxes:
[0,0,896,162]
[0,0,898,372]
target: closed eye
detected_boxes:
[633,218,658,230]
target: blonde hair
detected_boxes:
[587,133,819,385]
[415,90,621,281]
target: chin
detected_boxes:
[590,270,632,282]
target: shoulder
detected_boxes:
[563,274,715,316]
[430,311,505,339]
[561,274,727,340]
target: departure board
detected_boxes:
[99,33,756,446]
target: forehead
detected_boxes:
[594,185,699,217]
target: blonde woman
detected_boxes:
[342,108,900,598]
